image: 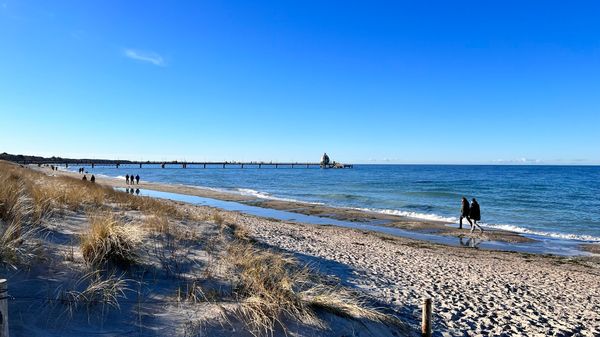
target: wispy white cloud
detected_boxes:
[123,48,165,66]
[492,158,542,164]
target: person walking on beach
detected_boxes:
[126,174,130,184]
[469,198,484,233]
[135,174,140,184]
[459,197,472,229]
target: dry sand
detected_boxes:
[39,166,600,336]
[234,215,600,336]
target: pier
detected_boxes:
[19,160,353,169]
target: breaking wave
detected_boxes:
[235,188,324,204]
[355,208,600,242]
[356,207,459,223]
[481,223,600,242]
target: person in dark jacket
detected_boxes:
[459,197,472,229]
[82,175,87,181]
[125,174,130,184]
[135,174,140,184]
[90,175,96,183]
[469,198,484,233]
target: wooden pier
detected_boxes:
[20,160,353,169]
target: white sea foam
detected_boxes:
[355,207,600,242]
[235,188,324,204]
[481,223,600,242]
[356,207,459,223]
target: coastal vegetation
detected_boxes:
[0,160,403,336]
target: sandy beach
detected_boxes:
[30,165,600,336]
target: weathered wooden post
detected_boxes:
[0,279,9,337]
[421,298,432,337]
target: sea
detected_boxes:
[73,164,600,243]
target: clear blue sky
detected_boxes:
[1,1,599,164]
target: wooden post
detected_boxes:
[0,279,8,337]
[421,298,432,337]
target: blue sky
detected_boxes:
[1,1,599,164]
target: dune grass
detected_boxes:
[224,225,400,336]
[0,163,40,268]
[80,212,143,268]
[54,269,132,318]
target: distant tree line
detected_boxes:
[0,152,137,164]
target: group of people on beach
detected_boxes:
[126,174,140,185]
[82,174,95,183]
[460,197,483,233]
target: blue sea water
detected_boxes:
[75,164,600,242]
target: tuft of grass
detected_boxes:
[55,270,132,318]
[176,280,209,303]
[0,164,40,268]
[142,214,171,234]
[0,219,39,269]
[227,242,317,335]
[126,195,183,218]
[0,169,30,223]
[211,212,225,226]
[80,213,142,268]
[224,227,402,337]
[301,285,396,324]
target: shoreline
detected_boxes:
[41,166,598,256]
